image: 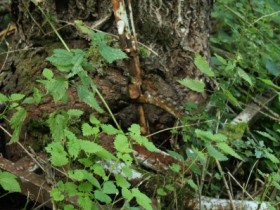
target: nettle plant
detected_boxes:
[0,22,160,209]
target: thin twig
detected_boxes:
[216,159,236,210]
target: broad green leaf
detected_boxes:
[77,85,103,113]
[169,163,181,173]
[47,113,67,142]
[103,181,118,194]
[116,174,131,188]
[67,109,84,118]
[114,134,132,153]
[237,67,253,86]
[0,171,21,192]
[99,43,127,64]
[81,170,101,189]
[206,144,228,161]
[45,142,69,166]
[92,164,107,180]
[64,205,75,210]
[94,190,112,204]
[256,131,278,142]
[78,196,93,210]
[157,188,167,196]
[47,49,73,72]
[42,68,54,80]
[132,188,153,210]
[195,129,213,142]
[64,182,78,197]
[82,123,99,136]
[212,133,227,142]
[0,93,8,102]
[101,124,118,135]
[68,169,85,181]
[214,53,227,65]
[50,188,64,201]
[178,79,205,93]
[128,124,141,136]
[67,138,80,159]
[194,53,215,77]
[78,140,103,154]
[216,142,242,160]
[264,151,279,163]
[78,182,93,193]
[122,188,133,200]
[90,115,101,125]
[10,93,25,101]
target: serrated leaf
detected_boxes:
[78,182,93,193]
[10,107,27,143]
[10,93,25,101]
[103,181,118,194]
[64,182,78,197]
[114,134,131,153]
[128,124,141,136]
[94,190,112,203]
[264,151,279,163]
[217,142,242,160]
[64,204,75,210]
[194,53,215,77]
[99,43,127,64]
[195,129,213,142]
[237,67,253,86]
[132,188,153,210]
[47,49,73,72]
[116,174,131,188]
[122,188,133,200]
[78,139,103,154]
[82,123,95,136]
[0,171,21,192]
[169,163,181,173]
[92,164,107,180]
[50,188,64,201]
[78,196,93,210]
[90,115,101,125]
[81,171,101,189]
[0,93,8,102]
[214,53,227,65]
[206,144,228,161]
[67,109,84,118]
[77,85,103,113]
[47,113,67,142]
[45,142,69,166]
[42,68,54,80]
[67,138,80,159]
[101,124,118,135]
[178,79,205,93]
[256,131,277,142]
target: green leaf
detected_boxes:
[99,43,127,64]
[237,67,253,86]
[116,174,131,188]
[0,93,9,102]
[42,68,54,80]
[169,163,181,173]
[77,85,103,113]
[157,188,167,196]
[0,171,21,192]
[194,53,215,77]
[216,142,242,160]
[91,164,107,180]
[45,142,69,166]
[90,115,101,125]
[264,151,279,163]
[78,196,93,210]
[114,134,132,153]
[256,131,278,142]
[187,179,198,192]
[132,188,153,210]
[47,113,67,142]
[122,188,133,200]
[103,181,118,194]
[81,170,101,189]
[64,205,75,210]
[178,79,205,93]
[195,129,213,142]
[214,53,227,65]
[64,182,78,197]
[47,49,73,72]
[222,89,241,108]
[206,144,228,161]
[50,188,64,201]
[258,78,280,90]
[78,139,103,154]
[67,138,80,159]
[128,124,141,136]
[67,109,84,118]
[101,124,118,135]
[10,93,25,101]
[94,190,112,203]
[78,182,93,193]
[82,123,99,136]
[10,107,27,143]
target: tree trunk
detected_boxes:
[1,0,212,152]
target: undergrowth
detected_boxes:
[0,0,280,209]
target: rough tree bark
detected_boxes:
[0,0,212,156]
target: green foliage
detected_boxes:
[0,171,21,192]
